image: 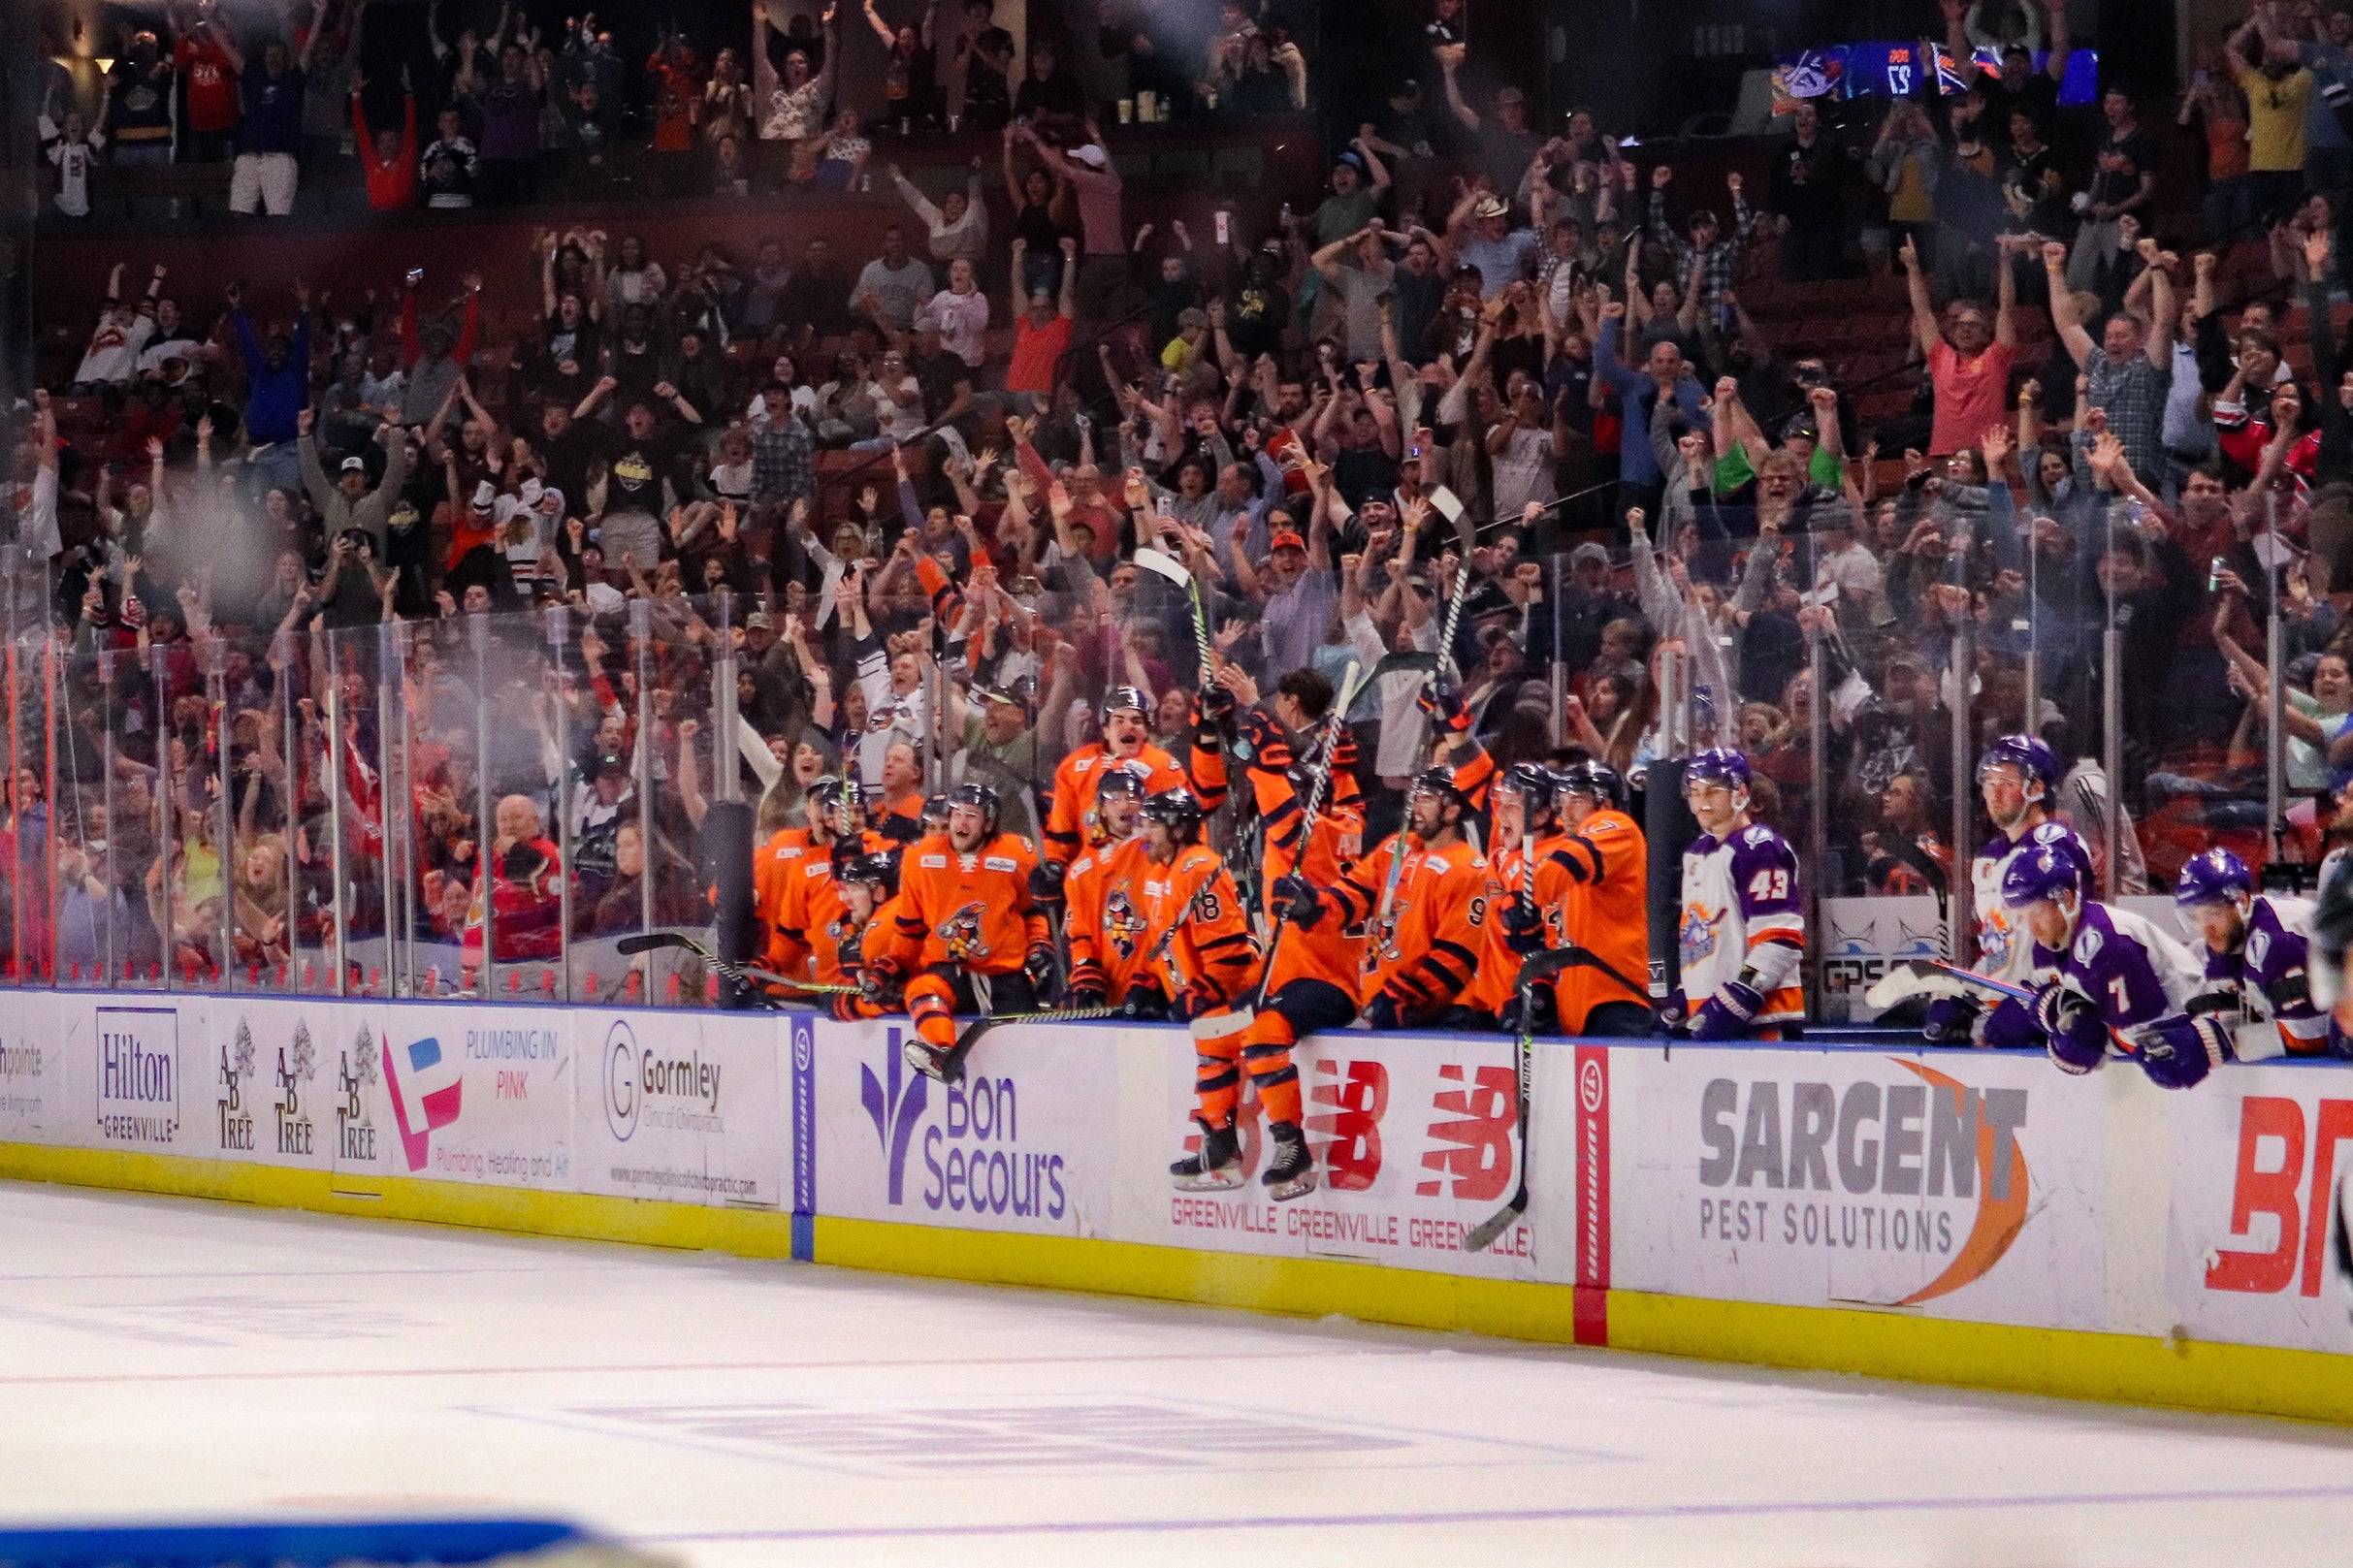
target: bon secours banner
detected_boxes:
[10,990,2353,1359]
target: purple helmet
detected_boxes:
[2175,847,2254,909]
[1977,734,2059,795]
[1684,748,1753,794]
[2001,844,2084,910]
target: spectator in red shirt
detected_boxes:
[1005,237,1078,396]
[172,7,242,161]
[354,83,418,210]
[647,32,702,196]
[1900,229,2017,457]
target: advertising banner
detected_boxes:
[2166,1064,2353,1356]
[70,996,209,1155]
[572,1010,786,1208]
[1613,1044,2108,1328]
[1814,897,1945,1022]
[0,991,69,1143]
[201,999,395,1176]
[372,1004,572,1189]
[812,1016,1114,1235]
[1117,1027,1540,1280]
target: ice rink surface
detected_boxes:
[4,1185,2353,1567]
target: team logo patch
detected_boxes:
[1679,902,1721,966]
[938,903,992,963]
[1105,889,1148,959]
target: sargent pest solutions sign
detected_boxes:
[1616,1047,2107,1328]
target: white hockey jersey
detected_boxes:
[1679,820,1805,1022]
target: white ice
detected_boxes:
[1,1183,2351,1566]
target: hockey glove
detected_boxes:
[1979,995,2045,1051]
[1028,862,1066,904]
[1176,983,1223,1022]
[1692,979,1763,1040]
[1064,985,1108,1012]
[1024,943,1059,997]
[860,957,900,1004]
[1193,684,1236,728]
[2035,983,2107,1073]
[1363,992,1403,1032]
[1117,986,1172,1021]
[1417,678,1471,736]
[1327,725,1360,776]
[1499,892,1547,955]
[1273,874,1326,930]
[1921,994,1982,1044]
[1657,995,1692,1034]
[2138,1014,2231,1091]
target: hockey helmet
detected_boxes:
[2175,847,2255,910]
[1408,765,1472,813]
[2001,843,2084,910]
[947,780,1001,838]
[1100,686,1152,726]
[1977,733,2060,798]
[1096,760,1153,802]
[1683,747,1753,799]
[1139,787,1207,842]
[1554,759,1628,812]
[1497,761,1563,826]
[835,848,900,900]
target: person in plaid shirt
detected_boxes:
[2042,238,2176,483]
[751,380,817,513]
[1646,164,1760,320]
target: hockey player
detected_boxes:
[766,779,894,987]
[1673,748,1806,1039]
[1062,762,1159,1013]
[1465,763,1570,1031]
[1543,761,1655,1036]
[2175,848,2344,1060]
[877,782,1056,1077]
[1107,788,1258,1020]
[827,851,906,1022]
[1176,684,1371,1201]
[1355,767,1492,1030]
[1925,735,2091,1044]
[1999,844,2224,1087]
[1038,687,1189,879]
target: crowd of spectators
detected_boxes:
[13,0,2353,993]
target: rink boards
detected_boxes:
[1,991,2350,1424]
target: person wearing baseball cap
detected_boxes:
[1451,183,1538,300]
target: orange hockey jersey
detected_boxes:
[767,830,894,984]
[1551,809,1651,1032]
[1043,742,1188,869]
[754,826,815,941]
[1068,837,1256,1008]
[1463,829,1573,1016]
[889,831,1049,976]
[1355,835,1489,1016]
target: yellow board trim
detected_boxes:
[8,1141,2351,1427]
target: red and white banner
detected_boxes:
[1114,1027,1539,1280]
[2166,1065,2353,1355]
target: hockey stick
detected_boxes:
[1134,547,1213,688]
[1463,944,1586,1254]
[929,900,1209,1081]
[1368,494,1481,966]
[1862,957,2036,1014]
[614,931,864,999]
